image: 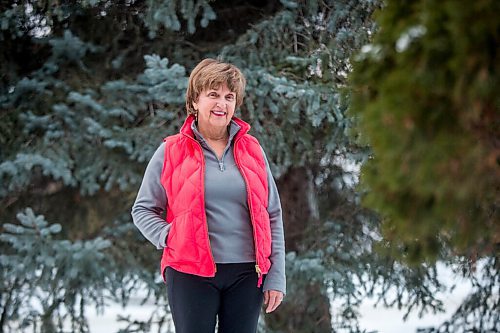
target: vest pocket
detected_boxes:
[166,210,201,263]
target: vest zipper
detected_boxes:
[234,139,262,286]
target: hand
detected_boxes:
[264,290,284,313]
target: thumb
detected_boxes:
[264,290,269,305]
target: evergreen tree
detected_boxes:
[1,0,493,332]
[349,0,499,332]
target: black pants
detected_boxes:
[166,263,264,333]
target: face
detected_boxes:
[192,84,236,132]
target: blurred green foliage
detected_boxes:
[349,0,499,262]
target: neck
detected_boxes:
[198,124,229,142]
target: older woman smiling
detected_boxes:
[132,58,286,333]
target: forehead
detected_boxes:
[204,83,235,93]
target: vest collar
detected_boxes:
[180,114,251,140]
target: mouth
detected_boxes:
[211,110,227,117]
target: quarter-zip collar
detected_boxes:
[180,114,251,141]
[190,118,240,172]
[191,118,241,148]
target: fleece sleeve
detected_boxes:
[131,142,171,250]
[261,148,286,295]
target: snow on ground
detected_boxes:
[357,284,470,332]
[88,300,165,333]
[357,262,472,332]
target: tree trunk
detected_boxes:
[265,167,332,333]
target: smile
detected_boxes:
[211,110,227,117]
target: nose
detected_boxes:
[216,99,226,108]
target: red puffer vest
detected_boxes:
[159,115,271,286]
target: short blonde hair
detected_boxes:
[185,58,246,116]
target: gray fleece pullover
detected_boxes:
[131,120,286,294]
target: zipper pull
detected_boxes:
[255,265,263,287]
[219,160,225,171]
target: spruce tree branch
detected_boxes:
[0,277,18,333]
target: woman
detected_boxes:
[131,58,286,333]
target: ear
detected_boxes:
[192,101,198,111]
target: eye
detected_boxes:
[226,94,235,101]
[208,92,218,97]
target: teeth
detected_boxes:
[212,111,226,115]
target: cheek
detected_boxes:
[200,101,214,112]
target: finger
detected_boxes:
[271,295,282,312]
[266,294,280,313]
[265,296,276,313]
[271,292,284,313]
